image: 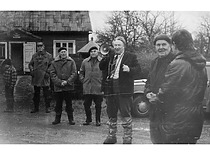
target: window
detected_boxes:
[0,42,7,59]
[53,40,76,57]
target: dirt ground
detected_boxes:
[0,76,210,144]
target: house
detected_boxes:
[0,11,92,74]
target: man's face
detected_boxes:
[37,42,44,52]
[90,49,99,58]
[155,40,171,58]
[113,40,124,55]
[59,49,67,59]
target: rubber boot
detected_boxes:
[103,118,117,144]
[122,117,132,144]
[68,114,75,125]
[96,104,101,126]
[52,114,61,125]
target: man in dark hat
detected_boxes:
[1,59,17,112]
[144,34,175,144]
[49,47,77,125]
[149,29,207,144]
[79,46,103,126]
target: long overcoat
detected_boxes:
[28,51,53,87]
[79,56,103,95]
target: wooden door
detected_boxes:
[11,43,23,74]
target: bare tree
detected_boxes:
[196,14,210,56]
[96,11,181,53]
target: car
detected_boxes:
[203,61,210,113]
[132,62,210,118]
[132,79,150,117]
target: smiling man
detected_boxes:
[144,34,175,144]
[100,36,141,144]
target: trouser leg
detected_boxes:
[4,85,14,111]
[32,86,41,111]
[103,95,118,144]
[119,95,133,144]
[64,91,75,125]
[93,95,103,123]
[83,95,93,122]
[43,86,51,112]
[54,92,63,115]
[52,92,63,125]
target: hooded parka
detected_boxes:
[157,51,207,143]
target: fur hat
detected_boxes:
[154,34,171,45]
[58,47,67,53]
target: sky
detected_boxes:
[89,11,210,40]
[2,0,210,40]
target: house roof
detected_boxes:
[0,11,92,32]
[0,28,42,42]
[77,41,99,53]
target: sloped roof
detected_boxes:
[0,11,92,32]
[77,41,99,53]
[0,28,42,41]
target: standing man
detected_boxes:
[149,29,207,144]
[29,41,53,113]
[1,59,17,112]
[144,34,175,144]
[79,46,103,126]
[99,36,141,144]
[49,47,77,125]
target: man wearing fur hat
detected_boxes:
[49,47,77,125]
[144,34,175,144]
[79,46,103,126]
[99,36,141,144]
[1,59,17,112]
[148,29,207,144]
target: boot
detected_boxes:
[45,107,50,113]
[96,106,101,126]
[31,108,39,113]
[4,100,14,112]
[68,114,75,125]
[103,118,117,144]
[122,117,132,144]
[96,117,101,126]
[52,115,61,125]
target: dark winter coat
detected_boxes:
[28,51,53,87]
[49,56,77,92]
[99,51,141,96]
[157,50,207,143]
[144,52,175,143]
[79,56,103,95]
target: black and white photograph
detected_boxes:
[0,0,210,154]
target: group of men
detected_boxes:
[0,29,207,144]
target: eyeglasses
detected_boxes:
[90,50,98,53]
[37,44,43,47]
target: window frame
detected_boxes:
[0,42,7,60]
[53,40,76,58]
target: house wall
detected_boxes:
[32,31,89,55]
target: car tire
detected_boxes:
[132,94,150,117]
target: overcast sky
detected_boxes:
[89,11,210,36]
